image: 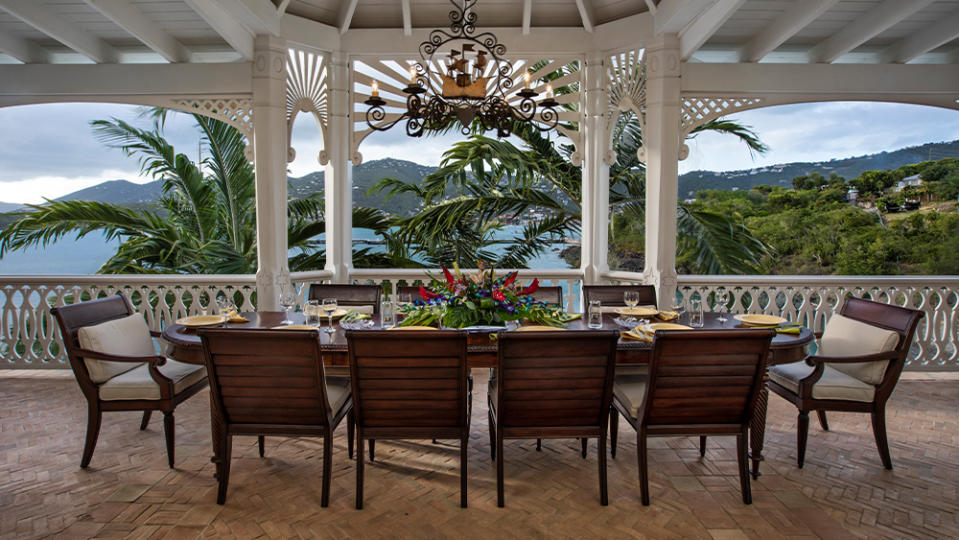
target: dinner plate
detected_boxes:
[734,314,787,327]
[615,306,659,318]
[640,322,692,332]
[270,324,317,330]
[391,325,438,330]
[515,325,564,331]
[176,314,227,327]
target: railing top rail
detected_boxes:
[0,274,256,285]
[350,268,584,278]
[676,274,959,286]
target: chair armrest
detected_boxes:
[74,347,167,366]
[813,331,823,339]
[806,350,899,365]
[149,330,163,338]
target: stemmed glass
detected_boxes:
[716,290,730,325]
[624,290,640,324]
[321,298,338,334]
[670,297,686,323]
[278,284,297,326]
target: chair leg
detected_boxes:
[368,439,375,462]
[258,436,265,458]
[321,432,332,507]
[599,434,608,506]
[699,436,707,458]
[460,434,468,509]
[80,402,101,468]
[816,410,829,431]
[609,407,618,459]
[872,408,893,470]
[536,438,542,451]
[162,412,175,469]
[581,438,588,459]
[139,411,152,431]
[496,431,505,508]
[637,427,649,506]
[356,432,365,509]
[797,411,809,468]
[737,428,752,504]
[216,434,233,505]
[347,409,355,460]
[488,409,496,461]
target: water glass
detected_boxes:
[321,298,338,333]
[587,300,603,329]
[305,299,320,326]
[716,291,729,325]
[689,299,704,327]
[381,300,395,329]
[278,284,297,325]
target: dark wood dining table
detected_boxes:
[163,310,813,478]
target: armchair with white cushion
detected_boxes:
[767,296,924,470]
[51,293,208,468]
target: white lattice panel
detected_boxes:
[680,96,765,136]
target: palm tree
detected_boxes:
[0,111,393,274]
[373,110,771,273]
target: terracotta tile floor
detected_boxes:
[1,370,957,539]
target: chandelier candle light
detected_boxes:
[364,0,560,138]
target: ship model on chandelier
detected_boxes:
[363,0,560,138]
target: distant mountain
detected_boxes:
[0,201,24,213]
[56,179,164,204]
[678,139,959,197]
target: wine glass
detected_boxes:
[321,298,338,334]
[278,284,296,325]
[717,290,729,325]
[623,290,640,324]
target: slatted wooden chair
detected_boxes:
[610,329,774,505]
[198,328,353,506]
[526,285,564,306]
[308,283,381,314]
[583,284,657,308]
[768,297,924,469]
[490,330,620,507]
[51,293,208,469]
[346,329,471,509]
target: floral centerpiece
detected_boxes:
[399,262,570,329]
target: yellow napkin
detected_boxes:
[655,310,679,321]
[776,326,801,335]
[228,315,249,323]
[621,329,652,342]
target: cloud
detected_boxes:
[3,170,149,205]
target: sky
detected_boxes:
[2,101,959,205]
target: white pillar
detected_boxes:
[252,35,289,310]
[580,52,610,285]
[642,34,681,307]
[324,51,353,283]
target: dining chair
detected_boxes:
[583,284,657,308]
[610,329,774,505]
[51,293,208,469]
[346,329,471,509]
[767,296,924,470]
[490,330,619,507]
[197,327,353,505]
[525,285,563,306]
[308,283,381,314]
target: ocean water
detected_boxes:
[0,226,574,274]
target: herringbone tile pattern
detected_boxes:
[1,370,956,539]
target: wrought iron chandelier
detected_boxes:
[363,0,559,138]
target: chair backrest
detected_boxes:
[198,328,335,428]
[308,284,381,314]
[525,285,563,306]
[643,329,774,428]
[583,285,657,308]
[346,330,469,430]
[395,285,427,302]
[837,296,924,393]
[51,294,136,391]
[496,331,619,430]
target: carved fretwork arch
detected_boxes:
[286,46,330,165]
[604,48,646,165]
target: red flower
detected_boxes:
[442,265,455,286]
[518,278,539,296]
[492,290,506,302]
[503,271,518,286]
[419,286,438,300]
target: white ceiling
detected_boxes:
[0,0,957,64]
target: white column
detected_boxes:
[324,51,353,283]
[642,34,682,307]
[580,52,610,286]
[252,35,289,310]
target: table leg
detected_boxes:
[748,373,769,479]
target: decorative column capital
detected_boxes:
[645,33,681,80]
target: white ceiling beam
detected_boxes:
[654,0,712,35]
[217,0,282,36]
[401,0,412,36]
[338,0,359,35]
[522,0,532,35]
[574,0,595,33]
[182,0,254,60]
[644,0,657,15]
[279,13,340,51]
[594,11,655,52]
[84,0,190,63]
[807,0,935,64]
[0,0,118,63]
[738,0,838,63]
[277,0,291,16]
[679,0,744,60]
[880,9,959,64]
[0,31,47,63]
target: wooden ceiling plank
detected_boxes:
[401,0,411,36]
[679,0,745,60]
[522,0,531,35]
[182,0,254,60]
[0,0,118,63]
[84,0,189,62]
[880,9,959,64]
[655,0,712,35]
[738,0,838,63]
[807,0,935,64]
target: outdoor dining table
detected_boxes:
[163,311,813,478]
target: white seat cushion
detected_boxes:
[326,376,352,413]
[77,313,156,383]
[769,361,875,403]
[820,313,900,384]
[344,305,375,315]
[99,359,206,401]
[613,374,648,418]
